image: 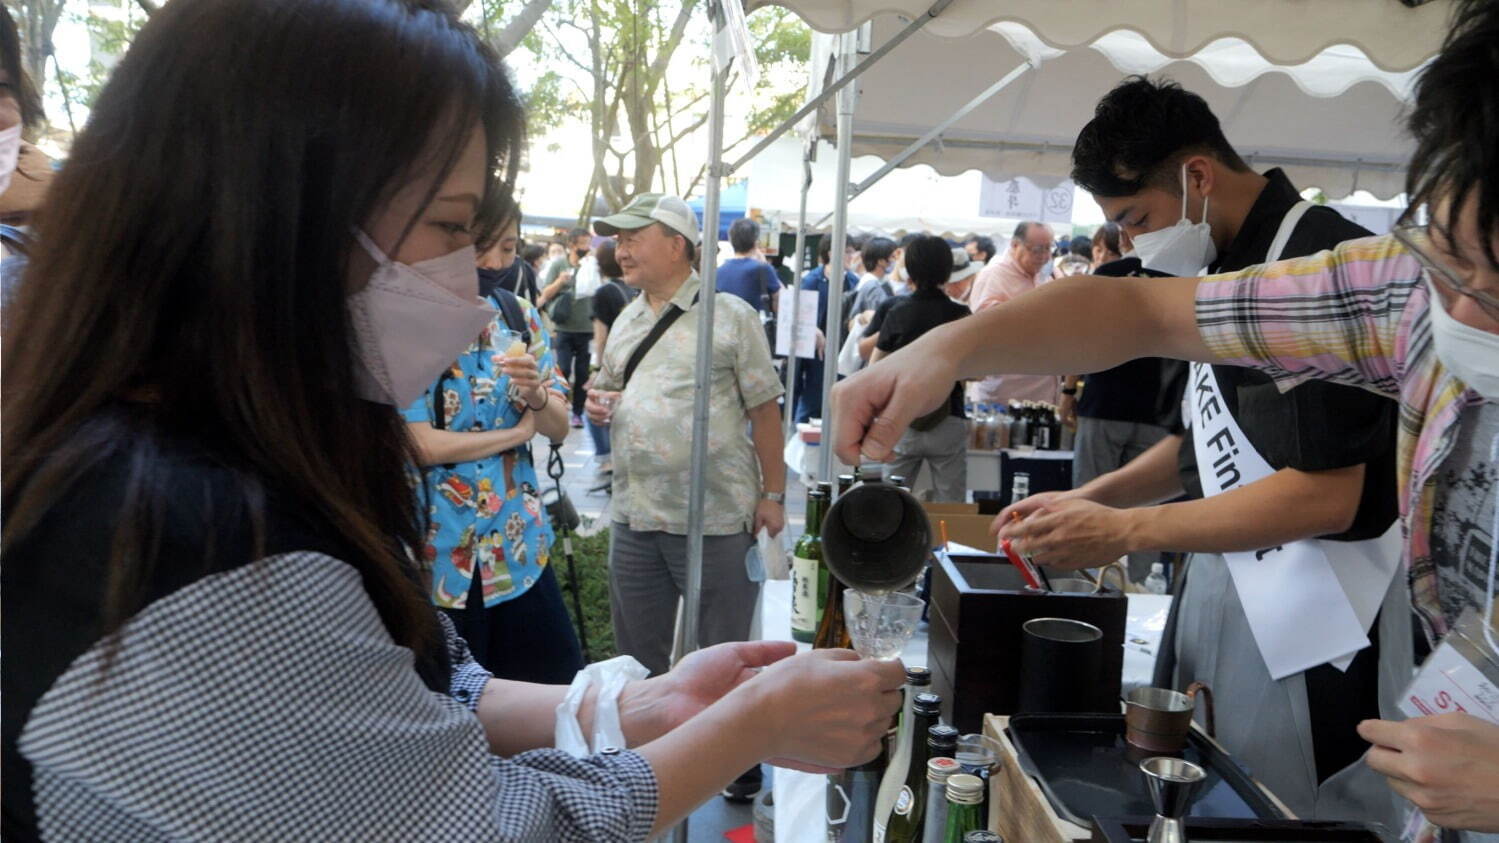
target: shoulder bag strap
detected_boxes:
[622,291,700,389]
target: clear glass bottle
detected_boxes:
[1144,562,1168,595]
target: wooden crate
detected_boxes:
[982,713,1091,842]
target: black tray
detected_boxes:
[1007,713,1288,828]
[1089,816,1393,842]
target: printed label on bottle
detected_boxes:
[893,786,914,816]
[790,555,820,634]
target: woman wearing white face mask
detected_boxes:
[0,1,906,840]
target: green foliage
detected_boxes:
[494,0,813,213]
[523,70,573,138]
[551,526,619,661]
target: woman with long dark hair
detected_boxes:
[0,1,902,839]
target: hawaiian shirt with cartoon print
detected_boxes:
[402,295,569,609]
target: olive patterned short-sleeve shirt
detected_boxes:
[593,273,783,535]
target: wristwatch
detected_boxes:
[760,492,786,504]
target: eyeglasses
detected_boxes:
[1391,225,1499,321]
[1020,243,1051,257]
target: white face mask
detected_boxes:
[347,230,494,406]
[1131,164,1217,277]
[0,123,22,197]
[1427,278,1499,401]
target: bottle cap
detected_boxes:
[927,756,962,783]
[946,773,985,804]
[927,724,960,753]
[912,692,942,714]
[905,665,932,685]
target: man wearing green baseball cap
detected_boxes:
[586,193,788,802]
[592,192,703,247]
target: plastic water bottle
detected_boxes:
[1144,562,1169,595]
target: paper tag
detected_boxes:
[1398,637,1499,725]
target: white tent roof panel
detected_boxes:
[755,0,1452,71]
[810,17,1426,199]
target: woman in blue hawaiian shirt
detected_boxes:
[404,277,581,683]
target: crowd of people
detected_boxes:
[0,0,1495,840]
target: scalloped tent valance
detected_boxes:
[797,8,1448,201]
[752,0,1452,71]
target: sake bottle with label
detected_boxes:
[790,486,828,642]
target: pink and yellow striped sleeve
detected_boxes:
[1192,234,1427,401]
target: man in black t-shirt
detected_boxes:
[998,77,1404,827]
[867,235,971,501]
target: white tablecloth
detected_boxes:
[758,579,1172,841]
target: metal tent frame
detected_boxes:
[669,2,962,836]
[685,0,962,665]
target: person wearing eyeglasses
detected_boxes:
[968,220,1059,405]
[830,1,1499,833]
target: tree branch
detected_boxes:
[491,0,552,57]
[683,162,709,199]
[663,109,709,150]
[642,0,697,102]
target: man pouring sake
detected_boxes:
[833,1,1499,837]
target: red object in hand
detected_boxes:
[1001,537,1044,590]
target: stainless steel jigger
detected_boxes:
[1139,756,1206,843]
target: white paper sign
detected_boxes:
[979,176,1076,223]
[775,287,819,359]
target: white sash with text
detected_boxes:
[1188,362,1400,679]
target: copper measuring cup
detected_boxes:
[1124,682,1215,753]
[1049,562,1129,594]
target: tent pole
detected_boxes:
[782,141,814,442]
[682,0,727,672]
[671,3,728,839]
[811,58,1036,229]
[818,30,858,482]
[724,0,952,178]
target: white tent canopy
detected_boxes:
[806,15,1430,200]
[755,0,1450,71]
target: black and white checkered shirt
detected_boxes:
[7,550,659,840]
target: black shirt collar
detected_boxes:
[1211,168,1302,274]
